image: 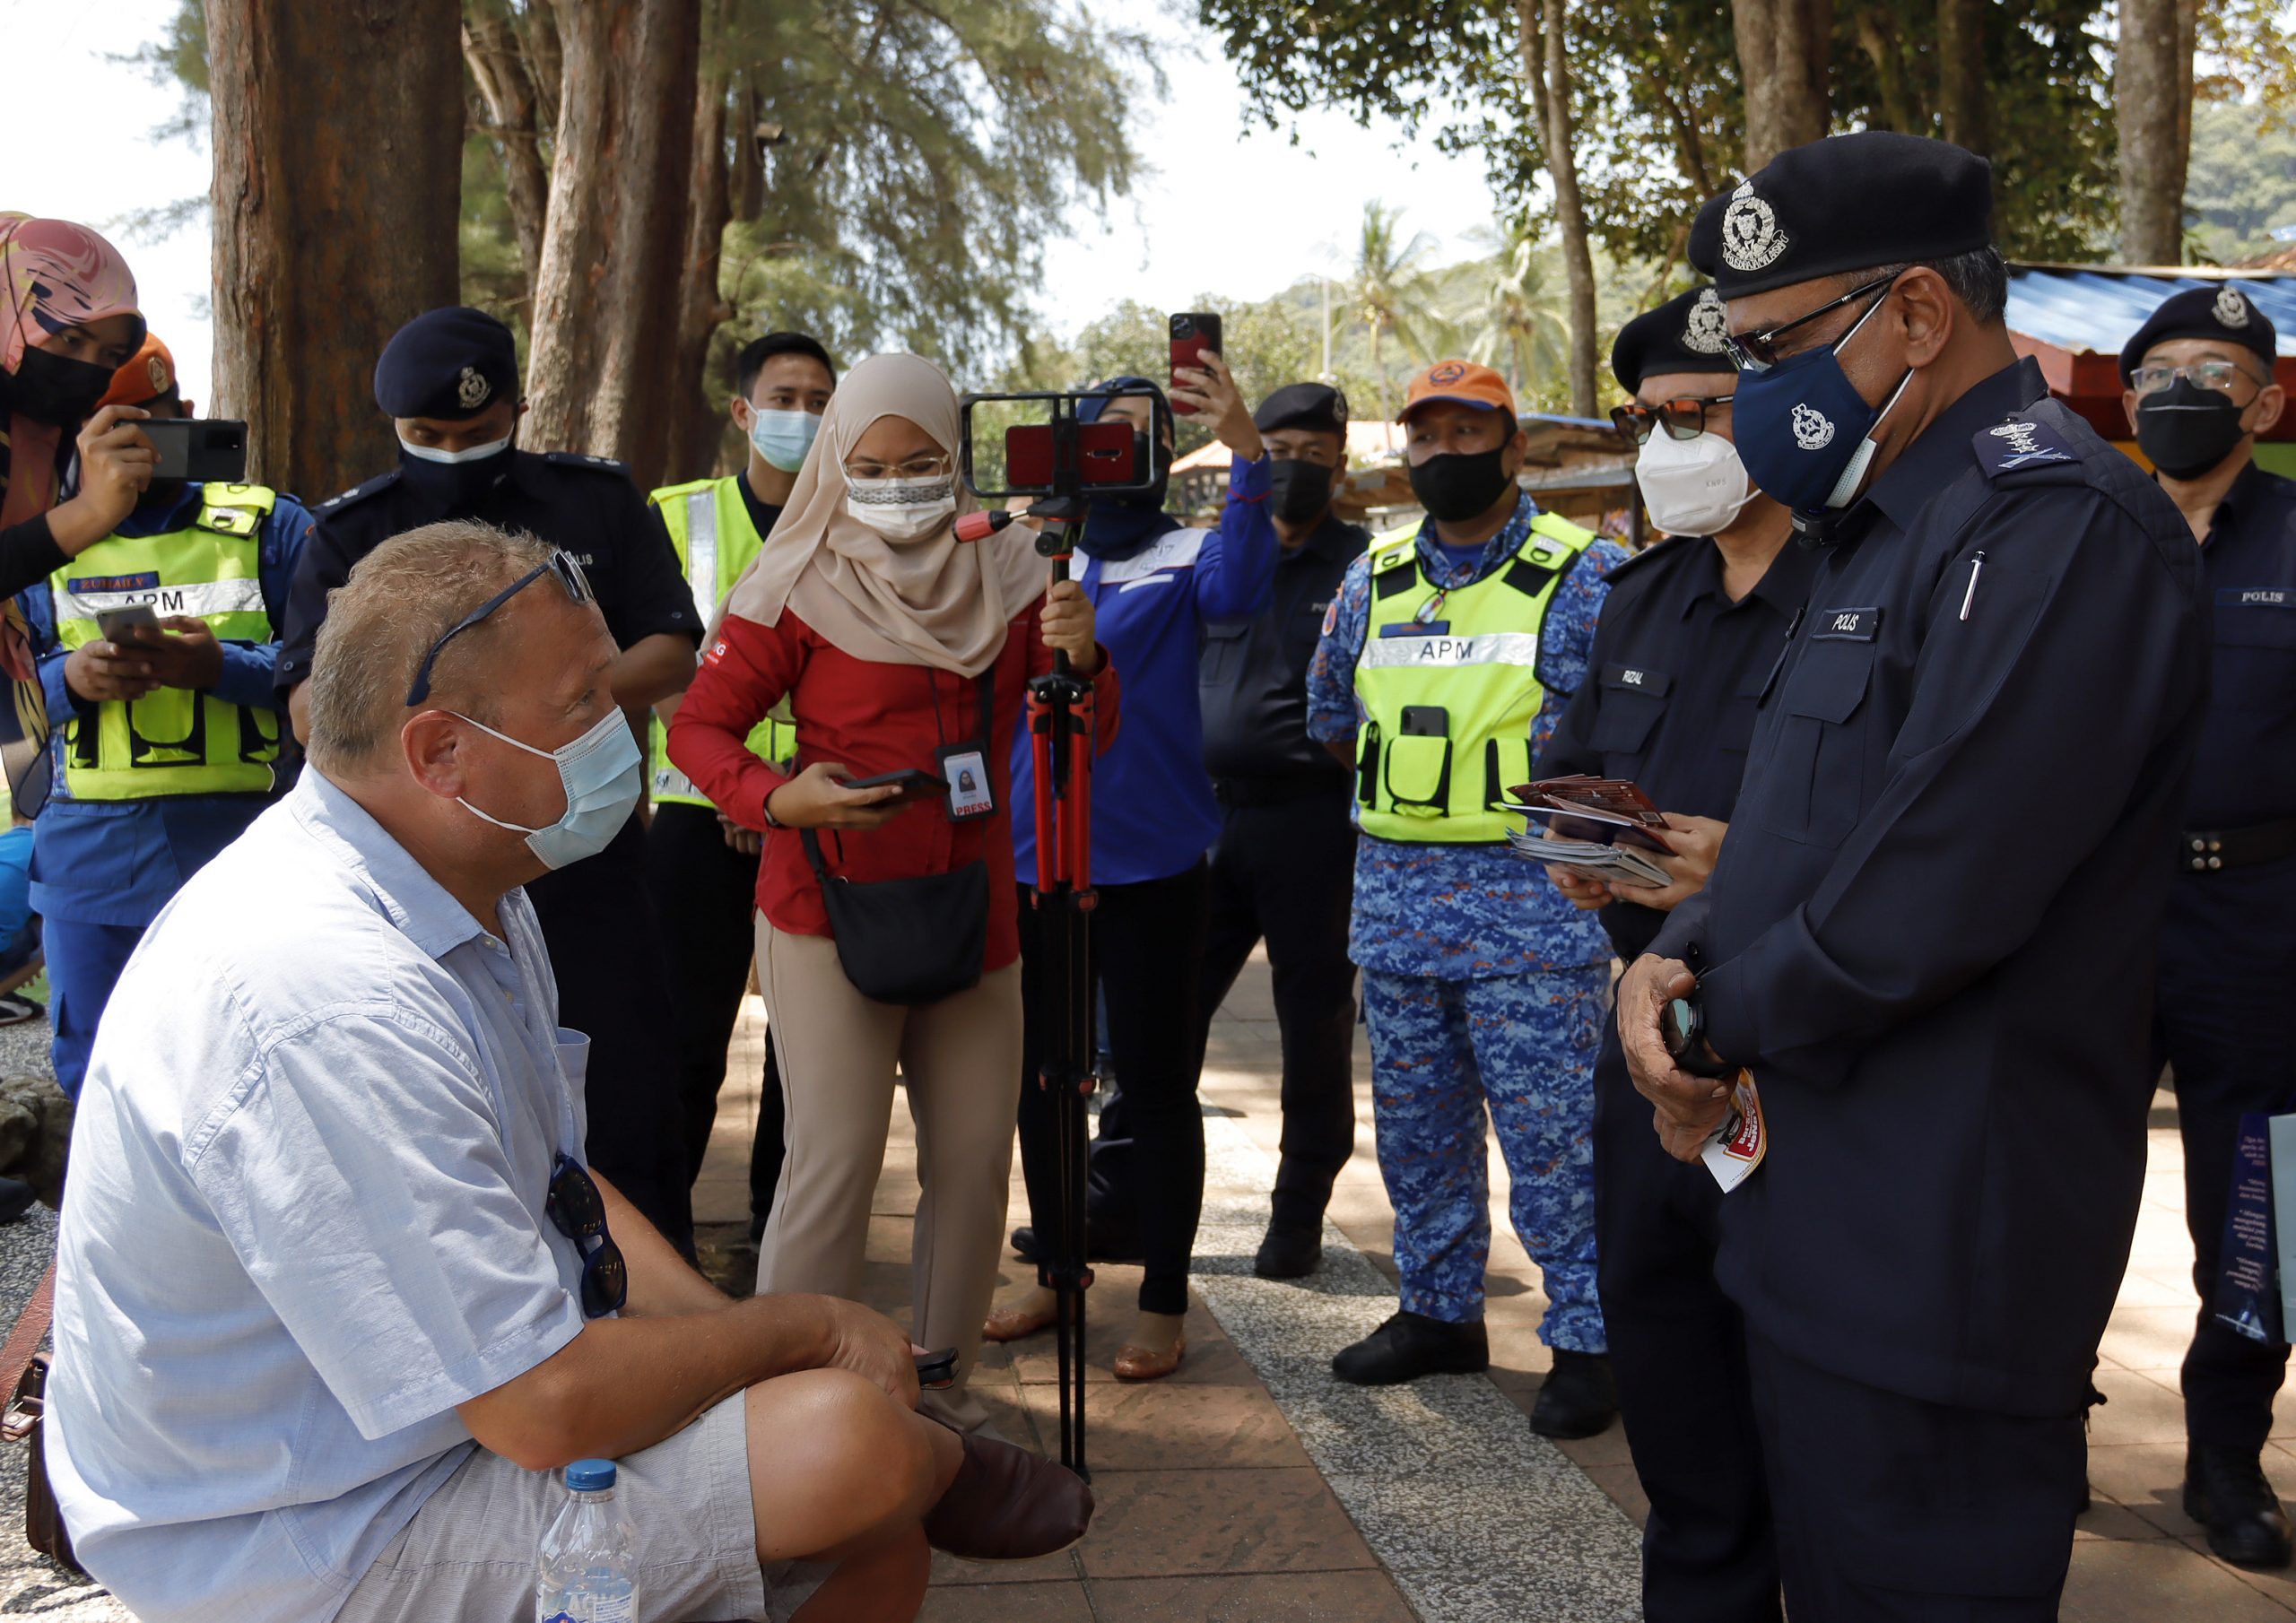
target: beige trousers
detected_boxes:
[756,923,1022,1431]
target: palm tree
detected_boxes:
[1461,219,1570,396]
[1350,201,1450,418]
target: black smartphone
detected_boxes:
[1399,704,1449,738]
[144,418,248,483]
[1170,312,1223,415]
[844,768,951,807]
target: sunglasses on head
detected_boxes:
[1611,395,1735,447]
[546,1152,628,1318]
[405,550,594,707]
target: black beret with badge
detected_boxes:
[2117,284,2278,383]
[372,305,521,420]
[1254,381,1350,435]
[1611,285,1736,393]
[1690,130,1995,299]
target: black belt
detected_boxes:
[2179,817,2296,873]
[1213,775,1347,809]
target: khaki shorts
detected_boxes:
[334,1393,828,1623]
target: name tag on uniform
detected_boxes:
[2219,586,2294,608]
[1602,663,1672,696]
[1380,621,1450,638]
[1810,606,1882,642]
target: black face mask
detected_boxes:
[1408,447,1516,525]
[6,345,114,428]
[1267,459,1335,525]
[396,434,517,513]
[2135,378,2251,482]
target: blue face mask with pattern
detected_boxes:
[1731,287,1914,516]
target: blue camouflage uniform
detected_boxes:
[1307,492,1625,1349]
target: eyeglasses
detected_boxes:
[1611,395,1735,447]
[546,1152,629,1318]
[404,551,594,707]
[2130,360,2267,396]
[1724,272,1899,374]
[843,453,953,482]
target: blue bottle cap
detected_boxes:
[564,1458,617,1491]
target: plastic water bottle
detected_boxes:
[535,1458,638,1623]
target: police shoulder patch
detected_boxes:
[543,449,631,476]
[316,467,402,514]
[1972,414,2080,481]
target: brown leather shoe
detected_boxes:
[922,1432,1094,1562]
[1113,1332,1186,1381]
[981,1299,1057,1343]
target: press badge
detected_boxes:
[1700,1073,1768,1193]
[937,745,994,821]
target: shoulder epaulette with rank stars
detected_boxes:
[543,449,631,477]
[1973,412,2080,481]
[314,467,401,516]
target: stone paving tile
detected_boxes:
[1074,1467,1378,1580]
[2063,1533,2296,1620]
[922,1576,1093,1617]
[1014,1377,1310,1471]
[1088,1570,1422,1621]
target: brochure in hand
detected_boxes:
[1500,776,1676,890]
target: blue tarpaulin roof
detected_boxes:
[2006,266,2296,358]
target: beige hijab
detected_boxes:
[724,352,1043,677]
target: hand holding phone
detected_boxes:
[763,761,912,832]
[1170,312,1223,415]
[841,768,952,808]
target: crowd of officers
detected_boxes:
[4,122,2294,1620]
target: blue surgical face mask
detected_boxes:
[1731,289,1915,516]
[747,407,821,473]
[453,707,642,869]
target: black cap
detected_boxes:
[1254,381,1349,435]
[373,306,520,421]
[2118,284,2278,383]
[1611,286,1736,394]
[1690,131,1994,299]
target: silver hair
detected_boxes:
[305,520,555,774]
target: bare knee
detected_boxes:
[745,1369,938,1563]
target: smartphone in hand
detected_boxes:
[1170,312,1223,415]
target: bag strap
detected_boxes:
[799,827,835,884]
[2,1263,55,1424]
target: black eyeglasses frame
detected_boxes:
[404,551,594,707]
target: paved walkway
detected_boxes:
[7,957,2296,1619]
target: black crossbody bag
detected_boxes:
[800,671,993,1006]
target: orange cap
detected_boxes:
[98,332,176,411]
[1399,360,1515,422]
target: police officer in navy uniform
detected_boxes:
[1617,133,2205,1618]
[1537,285,1809,1623]
[1196,381,1370,1279]
[2119,284,2296,1568]
[278,306,705,1252]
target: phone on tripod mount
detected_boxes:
[957,386,1169,510]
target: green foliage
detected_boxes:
[2185,97,2296,261]
[706,0,1157,379]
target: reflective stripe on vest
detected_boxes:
[50,486,282,801]
[1350,512,1596,844]
[648,477,795,807]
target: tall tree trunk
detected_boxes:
[2116,0,2197,262]
[205,0,461,502]
[668,45,737,482]
[463,2,551,292]
[1935,0,1988,154]
[1854,15,1921,134]
[1518,0,1598,417]
[524,0,703,493]
[1733,0,1831,171]
[730,76,766,224]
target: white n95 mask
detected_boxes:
[1634,429,1757,539]
[453,707,642,869]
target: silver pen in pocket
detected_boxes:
[1959,551,1987,622]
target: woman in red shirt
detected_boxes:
[668,353,1117,1433]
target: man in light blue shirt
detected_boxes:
[45,519,1089,1623]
